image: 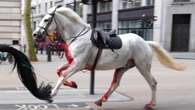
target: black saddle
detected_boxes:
[91,29,122,50]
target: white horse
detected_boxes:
[33,6,185,110]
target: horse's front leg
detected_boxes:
[57,63,78,88]
[51,43,91,98]
[51,62,80,97]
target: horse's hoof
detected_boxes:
[70,81,78,88]
[144,104,154,110]
[47,99,53,103]
[63,81,78,89]
[94,100,102,106]
[144,100,156,110]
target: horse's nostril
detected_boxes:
[33,33,37,37]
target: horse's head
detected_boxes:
[33,6,59,41]
[33,6,90,42]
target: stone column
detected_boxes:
[153,0,162,43]
[112,0,119,33]
[189,13,195,52]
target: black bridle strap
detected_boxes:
[38,26,49,36]
[38,6,59,36]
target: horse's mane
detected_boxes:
[56,7,87,26]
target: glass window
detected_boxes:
[38,4,41,14]
[50,1,53,8]
[76,2,83,17]
[119,20,142,29]
[120,0,142,9]
[98,1,112,13]
[31,6,36,15]
[45,2,48,12]
[146,0,154,6]
[97,22,111,32]
[134,0,141,7]
[66,2,83,17]
[118,20,153,40]
[33,21,36,31]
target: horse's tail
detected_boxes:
[0,44,52,102]
[147,41,185,71]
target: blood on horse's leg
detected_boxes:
[57,64,78,88]
[95,68,126,106]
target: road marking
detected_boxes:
[0,88,132,109]
[0,103,87,110]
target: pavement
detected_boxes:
[0,53,195,110]
[171,52,195,59]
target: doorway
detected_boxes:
[171,14,190,52]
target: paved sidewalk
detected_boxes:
[171,52,195,59]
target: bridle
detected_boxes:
[38,7,59,37]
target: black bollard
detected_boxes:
[47,46,52,62]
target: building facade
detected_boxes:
[86,0,155,40]
[31,0,195,52]
[0,0,21,48]
[154,0,195,52]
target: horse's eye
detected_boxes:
[44,19,49,22]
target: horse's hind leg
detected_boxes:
[95,67,129,106]
[136,62,157,110]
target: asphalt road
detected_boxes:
[0,54,194,110]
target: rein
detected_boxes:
[57,26,90,59]
[69,26,90,44]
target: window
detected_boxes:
[45,2,48,12]
[66,2,83,17]
[76,2,83,17]
[97,1,112,13]
[146,0,154,6]
[97,22,111,32]
[122,0,133,9]
[33,21,36,31]
[12,40,19,45]
[134,0,141,7]
[50,1,53,8]
[31,6,36,15]
[120,0,142,9]
[38,4,41,14]
[118,20,153,40]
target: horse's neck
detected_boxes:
[55,13,88,41]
